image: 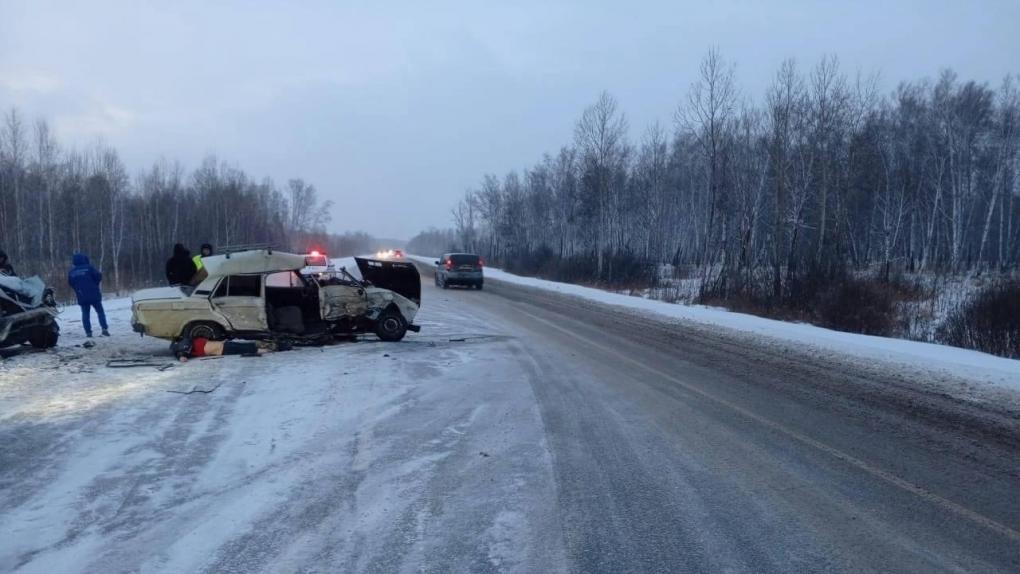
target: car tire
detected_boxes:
[441,277,448,289]
[184,321,225,341]
[374,309,407,342]
[476,283,484,290]
[28,324,59,349]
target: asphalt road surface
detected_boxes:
[2,269,1019,573]
[419,267,1020,573]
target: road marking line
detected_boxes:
[517,308,1020,543]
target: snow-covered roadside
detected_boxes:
[410,255,1020,396]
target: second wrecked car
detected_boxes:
[0,274,60,350]
[131,249,421,343]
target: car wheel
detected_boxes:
[28,324,59,349]
[441,277,448,289]
[184,321,225,341]
[374,309,407,342]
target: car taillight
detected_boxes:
[478,258,484,268]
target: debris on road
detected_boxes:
[166,382,224,395]
[106,358,173,369]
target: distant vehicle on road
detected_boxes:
[299,250,330,276]
[132,249,421,343]
[0,275,60,349]
[375,249,404,260]
[435,253,484,290]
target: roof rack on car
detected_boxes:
[219,243,275,258]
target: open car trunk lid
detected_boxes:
[355,257,421,305]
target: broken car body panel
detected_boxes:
[319,283,371,320]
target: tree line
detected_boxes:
[406,228,457,258]
[0,108,373,296]
[434,51,1019,303]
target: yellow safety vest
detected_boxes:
[192,254,204,270]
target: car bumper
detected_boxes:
[444,272,483,282]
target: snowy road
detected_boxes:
[3,270,1020,572]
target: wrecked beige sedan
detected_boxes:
[131,249,421,343]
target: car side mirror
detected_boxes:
[434,261,440,266]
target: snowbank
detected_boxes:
[409,255,1020,395]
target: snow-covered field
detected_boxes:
[410,255,1020,396]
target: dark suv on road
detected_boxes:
[435,253,484,289]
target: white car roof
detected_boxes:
[203,250,307,277]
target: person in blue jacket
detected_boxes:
[68,252,109,337]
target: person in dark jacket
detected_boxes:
[0,249,15,276]
[165,243,197,286]
[68,252,108,337]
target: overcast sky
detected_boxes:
[2,0,1018,239]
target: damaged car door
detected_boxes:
[210,274,268,332]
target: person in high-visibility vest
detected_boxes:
[192,243,213,271]
[188,243,214,286]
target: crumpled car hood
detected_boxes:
[0,275,46,309]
